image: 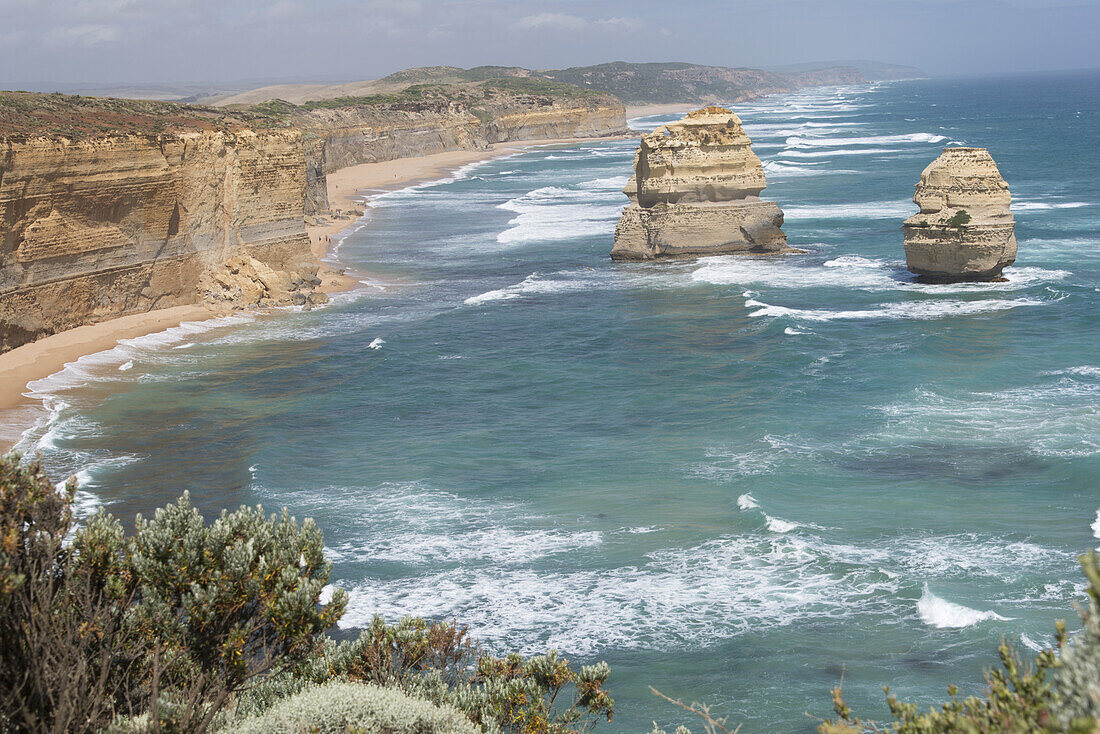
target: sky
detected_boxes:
[2,0,1099,89]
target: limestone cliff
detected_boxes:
[291,94,626,211]
[0,128,324,351]
[902,147,1017,282]
[611,107,789,260]
[0,86,625,352]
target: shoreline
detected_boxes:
[624,103,698,119]
[0,133,633,454]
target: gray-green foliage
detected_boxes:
[77,491,347,698]
[230,681,481,734]
[223,616,614,734]
[1053,552,1100,728]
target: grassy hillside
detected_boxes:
[209,61,870,108]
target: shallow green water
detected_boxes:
[18,72,1100,731]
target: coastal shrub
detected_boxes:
[945,209,972,228]
[223,616,614,734]
[230,680,481,734]
[0,453,141,733]
[0,453,347,732]
[1052,552,1100,727]
[85,491,348,729]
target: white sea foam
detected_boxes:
[1092,509,1100,540]
[877,379,1100,457]
[737,493,760,510]
[368,338,385,350]
[763,161,856,178]
[462,268,649,308]
[336,532,906,655]
[765,515,799,533]
[779,147,914,158]
[496,185,622,245]
[782,200,916,219]
[918,585,1009,628]
[688,446,779,481]
[745,296,1047,322]
[694,253,1065,296]
[118,361,133,371]
[578,175,630,189]
[1013,201,1091,211]
[784,327,808,335]
[785,132,946,148]
[336,517,1052,656]
[1043,366,1100,378]
[1020,633,1047,652]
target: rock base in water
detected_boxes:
[612,199,788,261]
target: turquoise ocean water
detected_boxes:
[14,72,1100,731]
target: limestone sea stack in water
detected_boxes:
[903,147,1017,281]
[611,107,790,260]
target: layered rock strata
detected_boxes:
[903,147,1017,282]
[611,107,789,260]
[0,89,626,352]
[0,130,324,351]
[298,97,627,211]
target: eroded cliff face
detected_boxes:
[902,147,1017,282]
[0,129,324,351]
[0,89,627,352]
[298,97,627,209]
[611,107,789,260]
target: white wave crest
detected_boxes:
[763,161,856,178]
[1013,200,1091,211]
[737,493,760,510]
[779,147,915,158]
[745,296,1047,322]
[785,132,946,149]
[918,585,1008,628]
[766,515,799,533]
[368,338,385,350]
[782,200,916,219]
[496,185,622,245]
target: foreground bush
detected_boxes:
[225,616,614,734]
[231,681,481,734]
[0,452,346,732]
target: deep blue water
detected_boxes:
[15,72,1100,732]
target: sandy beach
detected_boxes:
[0,305,210,451]
[0,133,634,452]
[624,103,697,119]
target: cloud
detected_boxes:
[45,23,121,48]
[509,11,644,35]
[510,12,589,32]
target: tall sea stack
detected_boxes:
[611,107,790,261]
[903,147,1017,282]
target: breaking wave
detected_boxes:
[918,585,1009,628]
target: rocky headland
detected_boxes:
[0,81,627,353]
[611,107,790,260]
[902,147,1017,282]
